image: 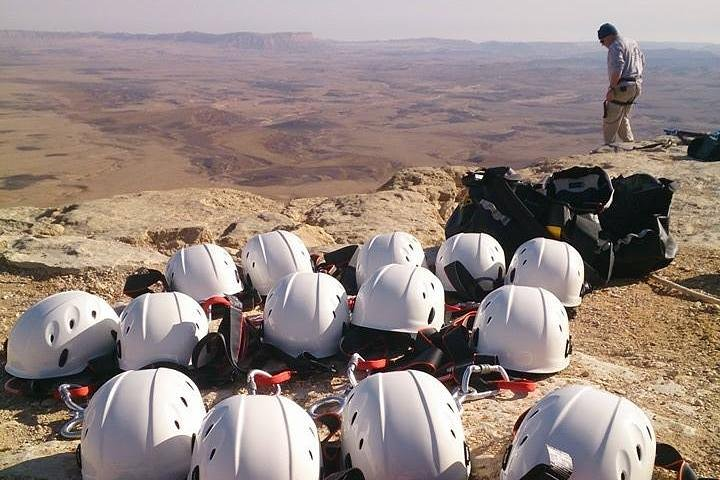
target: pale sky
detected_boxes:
[1,0,719,43]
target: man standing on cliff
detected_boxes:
[598,23,645,144]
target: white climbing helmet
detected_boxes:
[241,230,313,296]
[472,285,571,374]
[80,368,206,480]
[435,233,505,296]
[189,394,320,480]
[263,272,349,358]
[501,385,656,480]
[505,238,584,307]
[352,264,445,333]
[355,231,426,286]
[165,243,243,302]
[341,370,470,479]
[116,292,209,371]
[5,291,119,380]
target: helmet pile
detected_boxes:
[2,228,710,480]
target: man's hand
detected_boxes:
[605,88,614,102]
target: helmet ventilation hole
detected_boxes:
[486,316,493,325]
[490,255,495,262]
[450,429,456,439]
[69,319,75,329]
[58,349,69,368]
[509,269,516,282]
[194,323,199,329]
[181,396,188,407]
[427,307,435,324]
[186,380,195,390]
[49,334,54,343]
[636,445,642,461]
[351,411,358,425]
[209,448,216,460]
[235,270,240,283]
[520,248,527,254]
[577,270,582,277]
[332,311,336,318]
[646,425,652,439]
[174,420,180,429]
[405,256,410,262]
[246,251,250,258]
[422,292,426,299]
[191,433,196,452]
[191,466,200,480]
[430,282,436,291]
[519,435,528,446]
[268,309,273,317]
[204,423,214,438]
[344,453,352,468]
[447,403,455,412]
[348,392,355,402]
[83,428,88,438]
[91,310,97,318]
[116,340,122,358]
[125,326,130,334]
[408,243,414,250]
[358,438,364,450]
[559,324,563,332]
[522,259,528,266]
[528,409,539,419]
[621,473,626,480]
[252,262,256,268]
[309,450,314,460]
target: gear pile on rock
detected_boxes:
[2,166,715,480]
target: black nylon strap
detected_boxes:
[324,469,365,480]
[340,322,502,389]
[655,443,717,480]
[122,269,168,298]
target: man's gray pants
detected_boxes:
[603,84,641,144]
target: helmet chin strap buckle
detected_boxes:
[452,364,510,411]
[58,383,87,439]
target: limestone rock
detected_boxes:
[0,206,47,235]
[51,188,284,244]
[379,166,467,220]
[216,211,297,249]
[302,190,445,246]
[1,235,167,274]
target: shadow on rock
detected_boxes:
[0,451,80,480]
[680,273,720,297]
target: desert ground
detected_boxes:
[1,31,719,207]
[0,143,719,479]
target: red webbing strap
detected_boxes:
[201,295,231,315]
[253,369,293,387]
[356,358,389,371]
[492,380,537,393]
[52,384,93,401]
[4,377,93,402]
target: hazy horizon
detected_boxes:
[1,0,719,44]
